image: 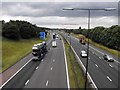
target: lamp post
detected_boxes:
[63,7,116,90]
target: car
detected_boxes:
[80,50,87,58]
[103,54,114,62]
[52,41,57,47]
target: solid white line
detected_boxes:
[62,38,70,90]
[25,80,30,85]
[51,67,53,71]
[46,80,49,86]
[109,64,113,68]
[36,66,39,70]
[107,76,112,82]
[0,58,32,89]
[95,64,98,67]
[65,38,98,89]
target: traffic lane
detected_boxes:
[71,35,119,63]
[48,39,67,88]
[63,34,118,88]
[2,38,52,88]
[88,53,118,88]
[3,60,41,88]
[68,35,119,71]
[25,38,68,88]
[24,47,55,88]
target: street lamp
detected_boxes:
[63,7,116,90]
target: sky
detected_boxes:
[1,0,119,29]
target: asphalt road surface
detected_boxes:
[61,32,119,89]
[2,33,68,89]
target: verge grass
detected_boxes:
[2,38,46,72]
[63,37,85,88]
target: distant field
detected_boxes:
[2,38,46,72]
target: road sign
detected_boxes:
[39,32,45,39]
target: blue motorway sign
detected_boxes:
[39,32,45,39]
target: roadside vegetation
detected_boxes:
[2,37,47,72]
[65,25,120,58]
[63,37,85,88]
[71,33,120,58]
[1,20,50,72]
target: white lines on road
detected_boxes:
[25,80,30,85]
[36,66,39,70]
[53,59,55,62]
[51,67,53,71]
[107,76,112,82]
[0,58,32,89]
[46,80,49,87]
[109,64,113,68]
[95,64,98,68]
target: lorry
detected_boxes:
[79,36,86,45]
[32,42,47,60]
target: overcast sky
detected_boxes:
[1,0,119,29]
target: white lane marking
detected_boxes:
[0,58,32,89]
[62,38,70,90]
[99,57,102,59]
[36,66,39,70]
[25,80,30,85]
[51,67,53,71]
[109,64,113,68]
[46,80,49,86]
[107,76,112,82]
[53,59,55,62]
[95,64,98,67]
[65,38,98,89]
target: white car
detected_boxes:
[52,41,57,47]
[103,54,114,62]
[81,50,87,58]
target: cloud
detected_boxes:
[1,2,118,29]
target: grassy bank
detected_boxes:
[63,37,85,88]
[71,33,120,58]
[2,37,47,72]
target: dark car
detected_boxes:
[103,54,114,62]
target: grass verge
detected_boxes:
[71,33,120,58]
[63,37,85,88]
[2,37,47,72]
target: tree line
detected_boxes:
[1,20,49,40]
[65,25,120,51]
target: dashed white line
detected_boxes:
[109,64,113,68]
[53,59,55,62]
[51,67,53,71]
[25,80,30,85]
[107,76,112,82]
[95,64,98,67]
[36,66,39,70]
[46,80,49,86]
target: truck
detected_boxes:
[79,36,86,45]
[32,42,47,60]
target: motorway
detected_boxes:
[2,33,68,89]
[61,32,119,89]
